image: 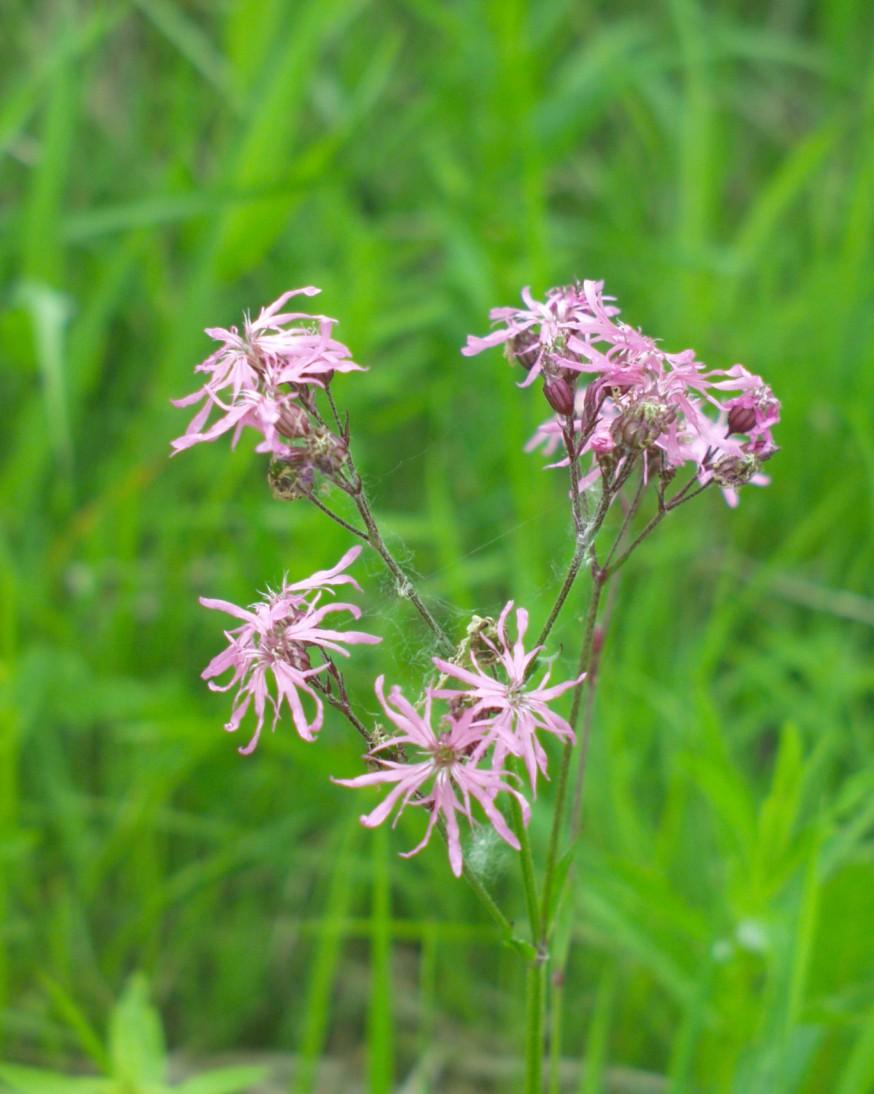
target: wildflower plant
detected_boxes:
[173,280,779,1090]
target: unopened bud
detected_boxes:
[309,430,348,474]
[726,404,757,436]
[282,641,312,673]
[464,615,500,667]
[611,401,677,450]
[506,329,540,371]
[277,401,310,440]
[748,437,778,461]
[268,459,314,501]
[580,379,606,433]
[712,452,759,488]
[544,377,575,416]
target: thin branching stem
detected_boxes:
[324,386,344,433]
[320,689,373,745]
[456,849,514,935]
[352,484,453,653]
[311,664,374,746]
[327,449,454,652]
[564,423,584,537]
[606,478,712,575]
[535,482,613,653]
[605,509,664,574]
[302,489,370,541]
[602,469,647,571]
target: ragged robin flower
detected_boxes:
[200,546,380,753]
[333,677,528,877]
[431,601,584,791]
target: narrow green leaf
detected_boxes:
[37,972,111,1072]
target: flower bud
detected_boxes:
[464,615,500,667]
[277,401,310,440]
[747,437,778,461]
[268,459,314,501]
[713,452,759,488]
[286,644,312,672]
[579,379,606,434]
[309,429,348,474]
[506,329,540,371]
[543,376,575,416]
[611,400,677,450]
[726,403,757,435]
[594,443,617,478]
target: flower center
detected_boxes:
[261,623,311,671]
[433,741,457,768]
[505,684,525,711]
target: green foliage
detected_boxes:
[0,975,264,1092]
[2,0,874,1089]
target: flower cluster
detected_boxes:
[464,281,780,506]
[171,288,361,487]
[335,603,583,875]
[200,546,381,755]
[181,280,776,881]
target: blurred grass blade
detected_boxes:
[367,824,394,1094]
[16,282,74,484]
[295,821,361,1093]
[132,0,238,106]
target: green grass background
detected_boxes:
[2,0,874,1090]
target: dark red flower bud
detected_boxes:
[544,377,575,416]
[726,404,757,435]
[579,379,606,433]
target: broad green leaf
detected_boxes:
[0,1064,111,1093]
[108,974,167,1085]
[175,1065,268,1094]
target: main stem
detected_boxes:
[525,962,547,1094]
[513,795,546,1093]
[539,571,606,938]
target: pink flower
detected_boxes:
[462,282,620,388]
[678,411,770,507]
[498,280,780,506]
[432,602,584,790]
[333,677,528,877]
[171,288,363,455]
[200,546,381,754]
[715,367,781,456]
